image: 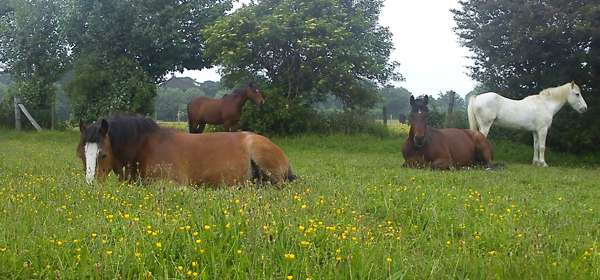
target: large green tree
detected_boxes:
[64,0,233,83]
[453,0,600,151]
[1,0,233,124]
[62,0,233,121]
[0,0,69,127]
[204,0,400,109]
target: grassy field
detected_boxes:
[0,127,599,279]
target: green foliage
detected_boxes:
[238,86,389,136]
[0,82,12,127]
[1,0,233,125]
[155,80,228,121]
[0,0,69,127]
[453,0,600,152]
[1,130,600,278]
[63,0,233,82]
[240,89,319,134]
[379,86,412,117]
[65,53,156,122]
[155,88,200,121]
[204,0,400,122]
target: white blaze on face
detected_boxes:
[85,142,99,184]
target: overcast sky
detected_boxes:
[176,0,476,96]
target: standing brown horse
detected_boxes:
[187,82,264,133]
[402,95,496,169]
[78,114,295,186]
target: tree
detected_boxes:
[64,0,233,83]
[430,90,466,113]
[204,0,400,109]
[378,86,412,119]
[0,0,69,127]
[61,0,233,120]
[65,53,157,122]
[453,0,600,151]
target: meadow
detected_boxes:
[0,126,599,279]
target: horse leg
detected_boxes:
[476,137,494,169]
[188,117,197,133]
[537,127,549,167]
[431,158,451,170]
[224,121,239,132]
[532,132,540,165]
[230,123,240,132]
[196,122,206,134]
[478,121,493,137]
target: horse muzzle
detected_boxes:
[413,136,425,148]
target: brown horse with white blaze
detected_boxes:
[77,114,295,186]
[402,95,496,170]
[187,82,264,133]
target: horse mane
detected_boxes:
[538,83,572,102]
[105,114,160,149]
[85,114,161,162]
[223,86,248,98]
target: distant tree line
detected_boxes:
[0,0,401,133]
[155,79,227,121]
[454,0,600,152]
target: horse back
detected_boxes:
[140,131,291,186]
[433,128,485,166]
[188,96,224,123]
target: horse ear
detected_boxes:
[409,95,415,106]
[248,82,254,88]
[79,120,86,133]
[99,119,109,136]
[570,81,575,88]
[424,95,429,104]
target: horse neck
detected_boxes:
[231,91,248,110]
[538,86,569,115]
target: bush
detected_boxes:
[65,53,156,123]
[239,90,391,137]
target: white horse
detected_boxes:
[467,81,588,167]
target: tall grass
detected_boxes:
[0,129,599,279]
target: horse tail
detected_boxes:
[247,133,294,185]
[467,95,478,131]
[286,166,297,182]
[484,162,506,171]
[186,102,196,133]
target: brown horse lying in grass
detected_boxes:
[187,82,264,133]
[402,95,496,170]
[78,114,295,186]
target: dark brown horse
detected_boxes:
[402,95,495,169]
[187,82,264,133]
[78,114,295,186]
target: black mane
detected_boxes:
[85,113,160,162]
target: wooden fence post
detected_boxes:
[18,104,42,131]
[14,95,21,131]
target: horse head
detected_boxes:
[409,95,429,148]
[78,119,116,184]
[246,82,265,107]
[566,81,587,113]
